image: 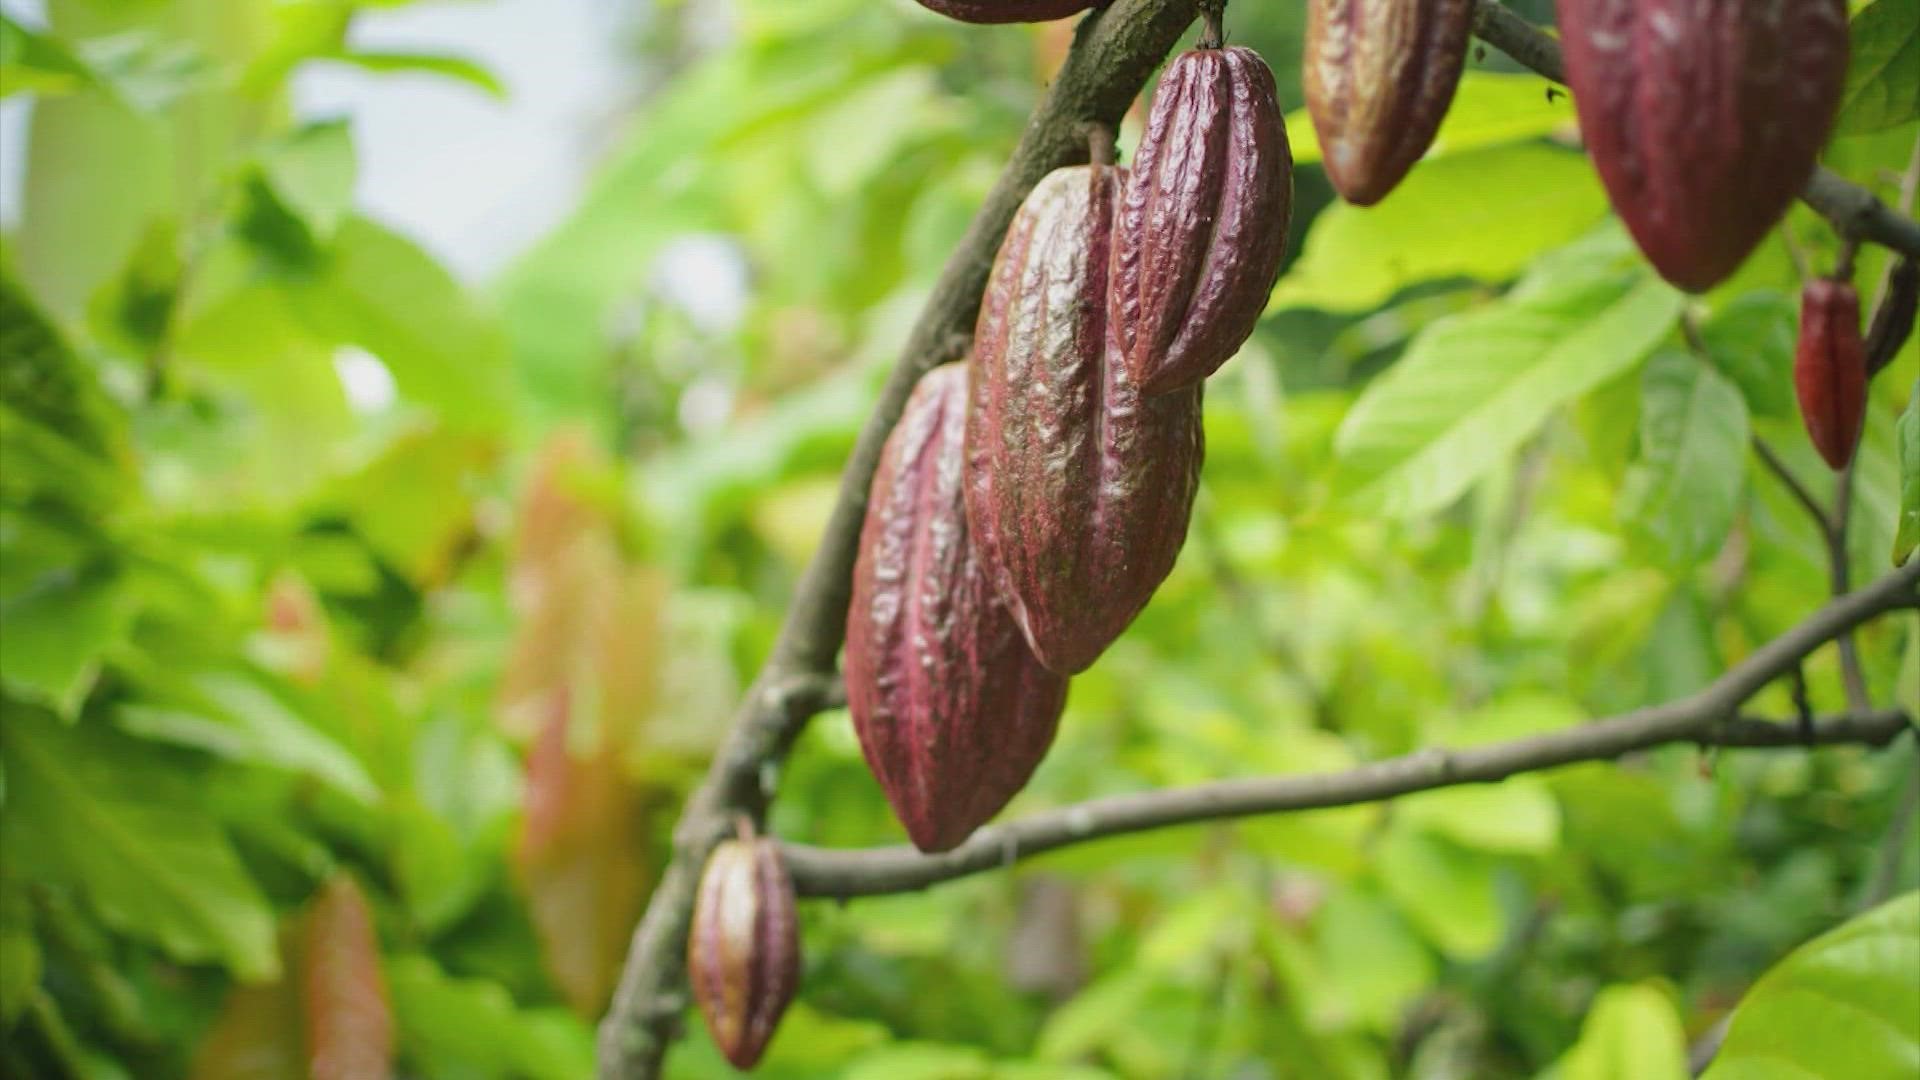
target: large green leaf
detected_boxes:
[1699,291,1799,419]
[1335,239,1686,518]
[0,706,278,980]
[1838,0,1920,133]
[1619,349,1751,567]
[1558,982,1688,1080]
[0,563,135,717]
[1703,892,1920,1080]
[1270,142,1608,313]
[0,13,94,98]
[386,954,594,1080]
[1285,71,1576,166]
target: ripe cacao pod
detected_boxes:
[847,363,1068,853]
[913,0,1098,23]
[1111,45,1292,396]
[1795,277,1866,471]
[1301,0,1473,206]
[688,833,800,1070]
[969,164,1205,674]
[1556,0,1849,293]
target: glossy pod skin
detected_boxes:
[845,364,1069,853]
[687,837,800,1070]
[968,165,1205,675]
[913,0,1099,23]
[1302,0,1473,206]
[1795,278,1866,471]
[1111,45,1292,396]
[1556,0,1849,293]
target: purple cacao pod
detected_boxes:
[913,0,1099,23]
[1794,278,1866,471]
[1302,0,1473,206]
[846,363,1069,853]
[969,164,1205,674]
[1557,0,1849,293]
[1111,45,1293,396]
[687,835,800,1070]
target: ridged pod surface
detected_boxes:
[913,0,1098,23]
[845,363,1069,853]
[688,836,800,1070]
[969,164,1205,674]
[1556,0,1849,292]
[1795,278,1866,471]
[1302,0,1473,206]
[1112,45,1292,395]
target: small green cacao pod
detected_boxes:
[1795,278,1866,471]
[912,0,1098,22]
[846,363,1069,853]
[969,164,1205,674]
[1111,44,1292,396]
[688,834,800,1070]
[1557,0,1849,292]
[1302,0,1473,206]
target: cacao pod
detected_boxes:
[1111,45,1292,396]
[1865,257,1917,378]
[1301,0,1473,206]
[688,833,800,1070]
[1795,277,1866,471]
[1556,0,1849,293]
[913,0,1098,23]
[969,164,1205,674]
[847,363,1069,853]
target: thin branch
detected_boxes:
[1831,454,1871,713]
[1469,1,1920,262]
[1753,438,1833,536]
[594,3,1201,1075]
[781,563,1918,899]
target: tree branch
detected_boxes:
[781,563,1919,899]
[1470,0,1920,262]
[594,3,1200,1075]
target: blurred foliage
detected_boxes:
[1,0,1918,1077]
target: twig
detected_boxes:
[1831,454,1870,713]
[1469,0,1920,262]
[594,3,1202,1075]
[1753,438,1832,536]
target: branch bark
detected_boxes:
[594,3,1199,1075]
[781,562,1918,898]
[1471,0,1920,262]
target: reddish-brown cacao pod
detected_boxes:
[1556,0,1849,293]
[1795,278,1866,471]
[1302,0,1473,206]
[846,363,1069,852]
[1111,45,1292,396]
[969,164,1205,674]
[913,0,1098,23]
[688,835,800,1070]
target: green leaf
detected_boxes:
[292,217,510,424]
[842,1043,992,1080]
[1704,892,1920,1080]
[258,120,356,241]
[1336,247,1686,518]
[0,878,39,1026]
[76,31,216,114]
[0,706,278,980]
[1270,142,1608,313]
[386,954,595,1080]
[1375,825,1504,958]
[1,14,95,99]
[1397,778,1562,856]
[1699,291,1799,419]
[0,563,135,717]
[1559,982,1688,1080]
[1896,379,1918,565]
[1286,71,1576,166]
[1838,0,1920,134]
[1619,349,1751,567]
[325,50,506,100]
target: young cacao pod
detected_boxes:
[969,164,1205,674]
[1111,44,1292,396]
[912,0,1098,23]
[1795,277,1866,471]
[688,832,800,1070]
[1556,0,1849,292]
[846,363,1069,853]
[1301,0,1473,206]
[1865,257,1917,378]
